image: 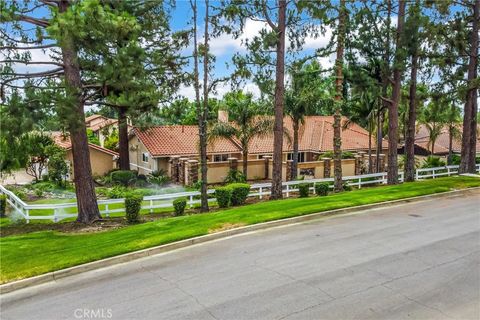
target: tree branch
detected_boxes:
[262,1,277,30]
[0,44,56,50]
[1,60,63,67]
[17,15,50,28]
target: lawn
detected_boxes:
[1,176,479,284]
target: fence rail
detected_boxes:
[1,164,477,223]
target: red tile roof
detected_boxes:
[133,126,242,157]
[51,132,119,156]
[132,116,385,157]
[248,116,386,154]
[414,124,480,155]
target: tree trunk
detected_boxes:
[378,0,391,173]
[376,107,383,173]
[404,51,418,182]
[292,119,299,180]
[117,107,130,170]
[333,0,346,192]
[368,127,372,173]
[192,0,209,212]
[448,125,454,165]
[59,0,101,224]
[459,0,479,174]
[270,0,287,200]
[387,0,406,185]
[242,148,248,177]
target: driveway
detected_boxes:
[1,191,479,320]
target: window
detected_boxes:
[287,152,305,163]
[213,154,229,162]
[142,152,149,163]
[257,154,271,159]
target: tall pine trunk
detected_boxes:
[448,125,454,165]
[242,148,248,177]
[191,0,208,212]
[333,0,347,192]
[270,0,287,200]
[200,0,210,211]
[387,0,406,185]
[459,0,479,174]
[117,107,130,170]
[404,51,418,182]
[368,127,372,173]
[291,119,299,180]
[59,0,101,224]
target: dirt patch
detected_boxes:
[208,222,246,234]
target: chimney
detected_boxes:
[218,110,229,123]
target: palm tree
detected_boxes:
[285,60,332,180]
[419,101,445,155]
[344,91,377,173]
[445,104,462,165]
[209,91,273,178]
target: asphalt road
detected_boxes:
[1,191,479,320]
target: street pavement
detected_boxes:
[1,190,479,320]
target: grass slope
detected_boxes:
[1,176,479,284]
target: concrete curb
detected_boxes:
[1,187,478,294]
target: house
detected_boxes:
[399,124,480,157]
[128,114,388,182]
[52,132,118,177]
[85,114,119,147]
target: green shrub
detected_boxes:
[148,175,169,186]
[150,169,167,177]
[111,170,137,186]
[224,169,246,183]
[31,182,56,192]
[298,183,310,198]
[0,194,6,217]
[421,156,446,168]
[34,189,44,197]
[215,186,232,208]
[106,186,130,199]
[173,198,187,216]
[125,194,143,223]
[228,183,251,206]
[343,182,352,191]
[315,183,329,196]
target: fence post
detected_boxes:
[415,169,419,180]
[286,184,290,198]
[26,209,30,224]
[447,167,450,176]
[432,168,436,179]
[189,195,193,208]
[358,177,362,189]
[54,208,58,223]
[105,204,110,218]
[150,199,153,213]
[259,187,263,199]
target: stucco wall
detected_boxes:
[238,159,266,180]
[207,161,231,183]
[128,136,156,175]
[66,147,115,178]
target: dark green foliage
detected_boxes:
[422,156,446,168]
[46,145,68,187]
[0,194,6,217]
[224,170,247,183]
[228,183,251,206]
[148,175,169,186]
[315,183,329,196]
[342,182,352,191]
[173,198,187,216]
[86,129,100,146]
[125,195,143,223]
[298,183,310,198]
[215,187,232,208]
[111,170,137,186]
[450,154,461,165]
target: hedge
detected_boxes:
[173,198,187,216]
[229,183,251,206]
[215,186,232,208]
[125,195,143,223]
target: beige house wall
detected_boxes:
[206,161,231,183]
[238,159,266,180]
[65,147,116,178]
[128,136,156,175]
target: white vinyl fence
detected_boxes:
[0,164,477,223]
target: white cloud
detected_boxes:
[177,80,261,101]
